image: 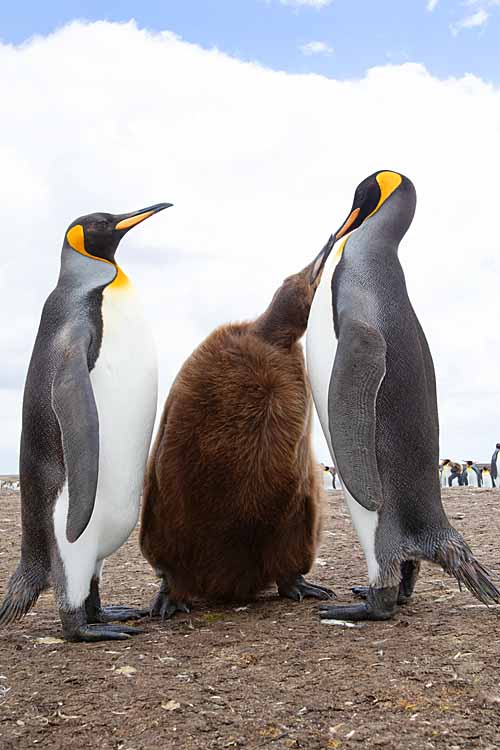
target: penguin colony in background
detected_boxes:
[1,171,499,641]
[439,459,493,487]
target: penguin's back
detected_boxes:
[162,322,310,510]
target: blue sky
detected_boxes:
[1,0,499,82]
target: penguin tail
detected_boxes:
[433,531,500,606]
[0,562,48,627]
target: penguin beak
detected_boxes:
[308,234,336,287]
[308,207,361,287]
[114,203,173,232]
[334,207,361,241]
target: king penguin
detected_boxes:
[464,461,482,487]
[306,170,500,621]
[481,466,493,488]
[440,459,452,488]
[490,443,500,488]
[0,203,171,641]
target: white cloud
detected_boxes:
[450,8,489,34]
[280,0,333,8]
[299,40,333,56]
[426,0,439,11]
[1,22,500,473]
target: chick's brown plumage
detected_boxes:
[140,265,328,606]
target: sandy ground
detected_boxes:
[0,486,499,750]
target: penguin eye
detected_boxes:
[356,188,366,204]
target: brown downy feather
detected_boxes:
[140,262,327,602]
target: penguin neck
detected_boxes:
[252,296,307,350]
[360,184,416,251]
[58,245,130,292]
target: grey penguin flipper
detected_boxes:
[328,317,386,512]
[51,332,99,543]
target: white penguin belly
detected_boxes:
[466,469,478,487]
[441,468,451,487]
[54,281,158,607]
[306,248,380,585]
[482,472,493,489]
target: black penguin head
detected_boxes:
[310,170,414,284]
[64,203,173,263]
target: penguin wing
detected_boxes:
[328,317,386,511]
[51,332,99,543]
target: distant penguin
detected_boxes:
[482,467,493,489]
[449,462,464,487]
[322,465,337,490]
[306,170,500,621]
[0,203,171,641]
[440,459,452,488]
[140,258,333,617]
[490,443,500,488]
[464,461,482,488]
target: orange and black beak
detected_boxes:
[114,202,173,233]
[308,207,362,286]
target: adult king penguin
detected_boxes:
[464,461,481,487]
[306,170,500,621]
[481,466,493,488]
[440,460,452,488]
[0,203,171,641]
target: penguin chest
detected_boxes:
[306,251,339,454]
[306,247,380,585]
[466,470,478,487]
[88,284,158,556]
[482,472,492,488]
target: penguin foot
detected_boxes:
[352,585,410,606]
[320,585,399,622]
[278,575,335,602]
[352,562,420,607]
[64,623,144,642]
[94,606,150,623]
[149,590,192,620]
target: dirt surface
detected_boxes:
[0,487,499,750]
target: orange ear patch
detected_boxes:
[367,171,403,219]
[66,224,86,254]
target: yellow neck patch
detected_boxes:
[335,236,349,262]
[66,224,130,290]
[367,171,403,220]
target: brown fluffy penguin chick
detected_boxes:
[140,258,334,618]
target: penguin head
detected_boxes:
[310,170,415,284]
[64,203,172,264]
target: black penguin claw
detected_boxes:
[67,623,144,642]
[319,585,400,621]
[278,575,336,602]
[150,592,191,620]
[98,606,149,622]
[351,586,369,600]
